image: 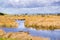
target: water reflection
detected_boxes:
[0,20,60,40]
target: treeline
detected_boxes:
[0,12,7,15]
[14,13,60,15]
[0,12,5,15]
[0,12,60,16]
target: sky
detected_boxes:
[0,0,60,14]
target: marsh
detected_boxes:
[0,20,60,40]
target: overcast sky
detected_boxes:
[0,0,60,14]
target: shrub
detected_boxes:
[0,13,5,15]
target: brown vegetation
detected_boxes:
[0,15,18,28]
[0,15,60,30]
[25,15,60,30]
[0,30,49,40]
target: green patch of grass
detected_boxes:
[0,38,16,40]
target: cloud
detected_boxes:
[0,0,60,14]
[0,6,60,14]
[0,0,60,8]
[51,1,60,6]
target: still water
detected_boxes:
[0,20,60,40]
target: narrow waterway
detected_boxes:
[0,20,60,40]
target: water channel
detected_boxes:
[0,20,60,40]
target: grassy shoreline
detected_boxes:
[0,14,60,30]
[0,30,49,40]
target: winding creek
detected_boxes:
[0,20,60,40]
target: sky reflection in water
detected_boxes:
[0,20,60,40]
